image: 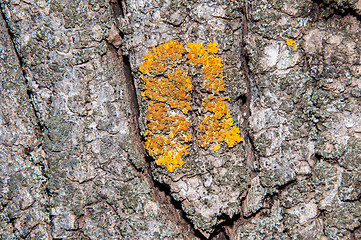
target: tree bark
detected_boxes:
[0,0,360,239]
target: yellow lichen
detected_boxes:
[186,42,243,151]
[286,39,297,50]
[140,41,192,173]
[140,40,243,172]
[186,42,225,94]
[140,41,185,76]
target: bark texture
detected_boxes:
[0,0,361,239]
[122,1,250,235]
[0,0,196,239]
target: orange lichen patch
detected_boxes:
[286,39,297,50]
[206,41,219,54]
[202,97,231,119]
[188,42,243,151]
[186,41,224,94]
[140,41,192,172]
[145,117,192,172]
[186,42,207,65]
[141,40,243,171]
[142,68,193,114]
[155,147,188,173]
[213,144,221,151]
[198,100,243,150]
[140,40,185,76]
[144,102,192,173]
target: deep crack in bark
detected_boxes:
[239,3,258,174]
[0,4,45,137]
[112,44,202,240]
[0,4,52,238]
[312,0,361,20]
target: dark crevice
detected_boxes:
[236,94,247,106]
[8,212,19,238]
[119,0,127,16]
[274,178,298,193]
[122,55,141,122]
[146,154,232,240]
[239,3,258,174]
[0,5,52,238]
[0,6,45,136]
[26,89,47,135]
[115,0,125,17]
[22,223,40,239]
[147,160,206,239]
[114,41,147,172]
[110,0,125,32]
[239,191,280,221]
[209,214,241,240]
[143,155,202,239]
[351,224,361,240]
[312,0,361,21]
[314,152,323,164]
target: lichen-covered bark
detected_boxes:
[0,0,196,239]
[121,0,250,235]
[1,0,361,239]
[123,0,361,239]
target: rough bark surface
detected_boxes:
[0,0,360,240]
[121,0,250,236]
[1,0,196,239]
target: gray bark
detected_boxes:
[0,0,360,239]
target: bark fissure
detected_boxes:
[115,44,201,240]
[239,4,258,174]
[0,5,52,238]
[6,207,18,238]
[0,5,45,135]
[312,0,361,20]
[149,168,207,239]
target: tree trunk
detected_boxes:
[0,0,360,239]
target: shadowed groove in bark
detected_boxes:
[351,225,361,239]
[239,2,258,174]
[208,214,240,240]
[0,4,45,136]
[311,0,361,21]
[148,160,209,240]
[112,38,202,240]
[0,5,45,159]
[110,1,147,171]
